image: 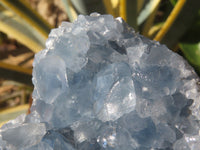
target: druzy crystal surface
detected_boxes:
[1,13,200,150]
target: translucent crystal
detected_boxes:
[0,13,200,150]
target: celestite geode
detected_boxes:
[0,13,200,150]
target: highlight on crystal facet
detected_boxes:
[0,13,200,150]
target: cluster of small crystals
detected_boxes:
[1,13,200,150]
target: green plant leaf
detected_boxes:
[0,8,45,52]
[70,0,106,14]
[180,13,200,44]
[160,0,200,49]
[137,0,161,26]
[170,0,177,6]
[137,0,145,13]
[142,0,160,36]
[127,0,138,30]
[179,13,200,74]
[148,22,163,38]
[61,0,78,22]
[0,0,52,39]
[62,0,106,22]
[0,104,29,127]
[0,61,32,86]
[103,0,119,18]
[179,42,200,74]
[69,0,87,14]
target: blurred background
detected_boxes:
[0,0,199,126]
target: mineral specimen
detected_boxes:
[0,13,200,150]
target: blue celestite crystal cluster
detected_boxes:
[0,13,200,150]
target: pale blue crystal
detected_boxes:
[0,13,200,150]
